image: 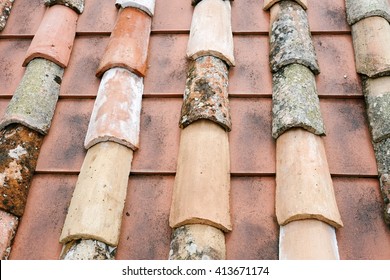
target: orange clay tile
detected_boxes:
[334,178,390,259]
[116,175,174,260]
[33,98,377,177]
[96,7,152,78]
[23,5,78,68]
[225,177,278,260]
[9,175,77,260]
[169,120,232,232]
[0,210,18,260]
[84,68,144,150]
[276,128,343,228]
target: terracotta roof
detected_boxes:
[0,0,389,260]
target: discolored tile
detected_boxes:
[116,175,173,260]
[307,0,350,32]
[334,177,390,260]
[226,177,278,260]
[320,99,378,176]
[77,0,118,33]
[9,175,77,260]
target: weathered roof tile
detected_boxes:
[269,1,320,74]
[60,142,133,247]
[276,128,343,228]
[85,67,143,151]
[0,210,18,259]
[169,120,232,232]
[264,0,307,11]
[0,58,64,135]
[0,124,43,217]
[272,64,325,139]
[23,5,78,68]
[115,0,155,17]
[180,56,231,131]
[0,0,14,31]
[61,239,115,260]
[169,224,226,260]
[44,0,84,14]
[346,0,390,25]
[351,16,390,78]
[96,7,152,78]
[362,76,390,143]
[187,0,235,66]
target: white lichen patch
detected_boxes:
[8,145,27,159]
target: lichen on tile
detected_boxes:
[0,58,64,135]
[169,224,225,260]
[345,0,390,25]
[61,239,116,260]
[272,64,325,139]
[179,56,232,131]
[0,124,43,217]
[269,1,319,74]
[44,0,84,14]
[0,0,14,31]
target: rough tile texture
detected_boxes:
[23,5,78,68]
[269,1,320,74]
[351,16,390,78]
[276,129,343,228]
[169,224,226,260]
[379,174,390,225]
[187,0,235,66]
[180,56,231,131]
[272,64,325,139]
[0,124,44,217]
[264,0,307,11]
[96,7,152,78]
[84,68,144,151]
[279,219,339,260]
[363,76,390,142]
[44,0,84,14]
[60,142,133,246]
[0,58,64,135]
[170,120,231,232]
[61,239,115,260]
[115,0,155,16]
[373,139,390,225]
[0,0,14,31]
[346,0,390,25]
[0,210,18,260]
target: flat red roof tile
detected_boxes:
[1,0,45,35]
[9,175,77,260]
[321,99,378,176]
[334,177,390,259]
[116,175,174,260]
[60,36,109,97]
[0,39,30,97]
[226,177,278,260]
[77,0,117,33]
[307,0,350,32]
[314,35,362,97]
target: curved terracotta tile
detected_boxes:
[23,5,78,68]
[96,7,152,78]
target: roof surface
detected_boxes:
[0,0,389,259]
